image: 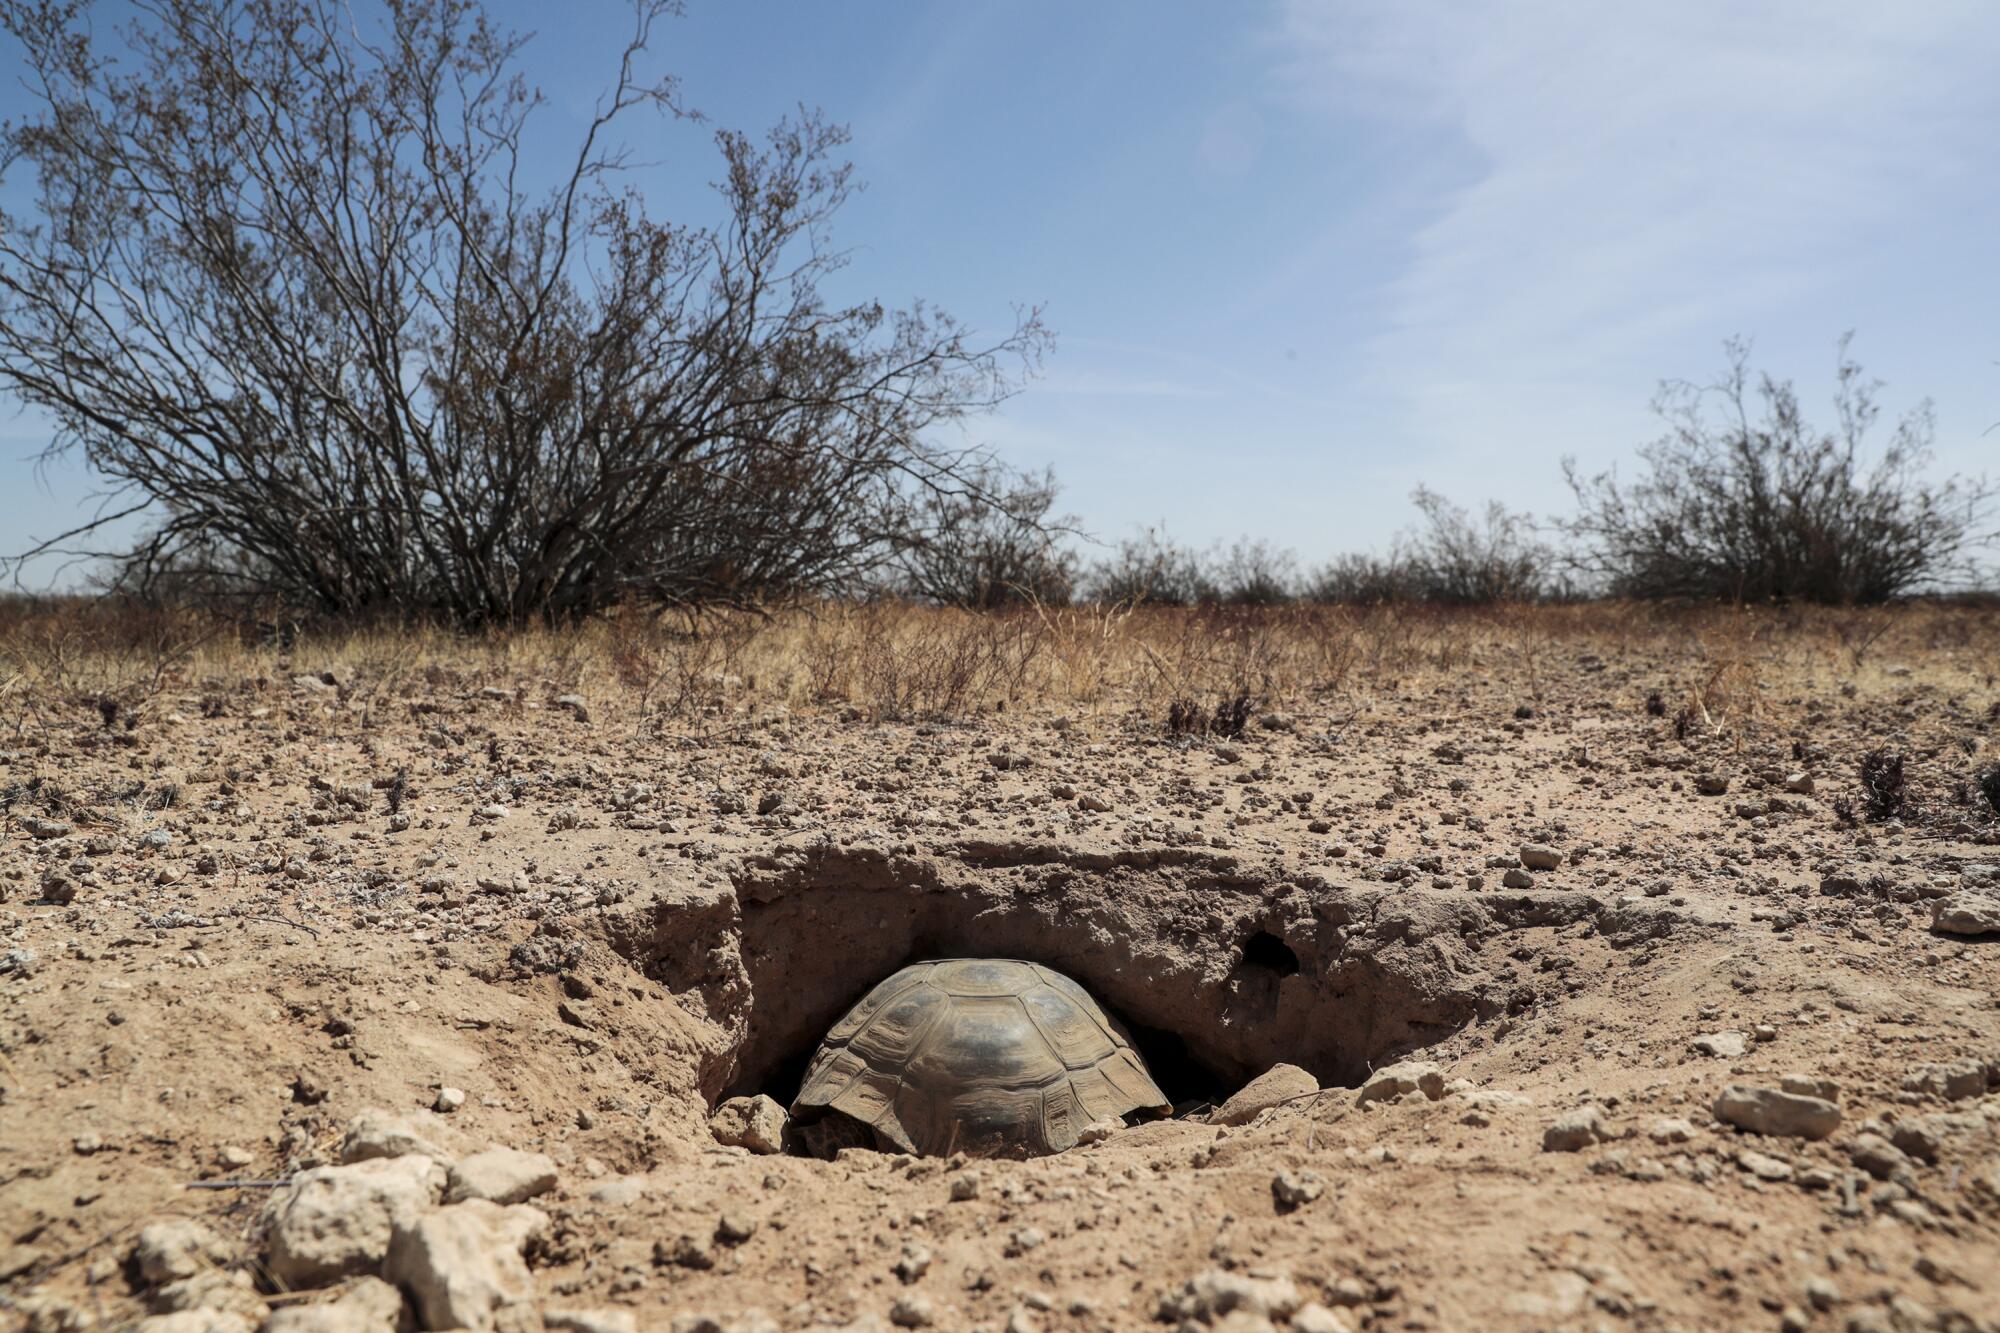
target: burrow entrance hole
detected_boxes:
[605,848,1490,1133]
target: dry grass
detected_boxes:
[3,597,1997,747]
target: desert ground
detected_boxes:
[2,601,1997,1333]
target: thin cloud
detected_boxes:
[1268,0,2000,492]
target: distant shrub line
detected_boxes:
[0,4,1987,622]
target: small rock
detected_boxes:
[1647,1117,1696,1144]
[1803,1277,1840,1312]
[1931,892,2000,937]
[1077,793,1113,813]
[382,1200,547,1333]
[1076,1116,1123,1145]
[715,1211,757,1246]
[1783,772,1815,794]
[262,1155,444,1287]
[1355,1060,1445,1105]
[262,1277,407,1333]
[1712,1084,1841,1140]
[889,1294,936,1328]
[1736,1148,1793,1182]
[1003,1226,1045,1258]
[1290,1304,1355,1333]
[1213,1064,1319,1125]
[1501,867,1534,889]
[340,1109,454,1166]
[1779,1073,1838,1102]
[544,1311,639,1333]
[710,1095,788,1154]
[656,1234,715,1270]
[1518,843,1562,871]
[1271,1170,1324,1210]
[0,1245,43,1283]
[434,1087,467,1114]
[1158,1269,1301,1323]
[892,1242,931,1284]
[131,1219,230,1285]
[1889,1119,1943,1164]
[1845,1132,1913,1181]
[445,1148,557,1205]
[553,694,591,724]
[1691,1031,1748,1059]
[1694,773,1730,795]
[586,1175,648,1208]
[1542,1104,1615,1152]
[1902,1059,1990,1101]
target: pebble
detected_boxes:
[892,1242,931,1283]
[445,1148,557,1205]
[435,1087,467,1113]
[1691,1031,1748,1058]
[544,1310,639,1333]
[1932,894,2000,936]
[1355,1060,1444,1105]
[131,1219,230,1285]
[1213,1063,1319,1125]
[1646,1117,1696,1144]
[1902,1058,1992,1101]
[263,1277,406,1333]
[710,1095,788,1154]
[1157,1270,1301,1324]
[1735,1148,1793,1182]
[715,1211,758,1245]
[1712,1084,1841,1140]
[383,1199,546,1332]
[1290,1304,1355,1333]
[1271,1170,1324,1210]
[341,1110,455,1166]
[263,1155,444,1286]
[888,1294,936,1327]
[1003,1227,1046,1257]
[1542,1104,1615,1152]
[656,1234,715,1270]
[1518,843,1562,870]
[1076,1115,1123,1145]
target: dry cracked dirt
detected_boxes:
[3,611,1999,1333]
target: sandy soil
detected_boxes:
[3,608,1998,1332]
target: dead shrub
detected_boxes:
[1858,750,1908,821]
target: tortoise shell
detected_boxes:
[790,958,1170,1157]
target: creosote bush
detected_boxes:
[0,0,1046,625]
[1561,338,1993,604]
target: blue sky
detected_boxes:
[3,0,1998,585]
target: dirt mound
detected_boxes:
[597,837,1689,1114]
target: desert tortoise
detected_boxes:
[791,958,1171,1156]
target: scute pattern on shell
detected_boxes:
[791,958,1171,1157]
